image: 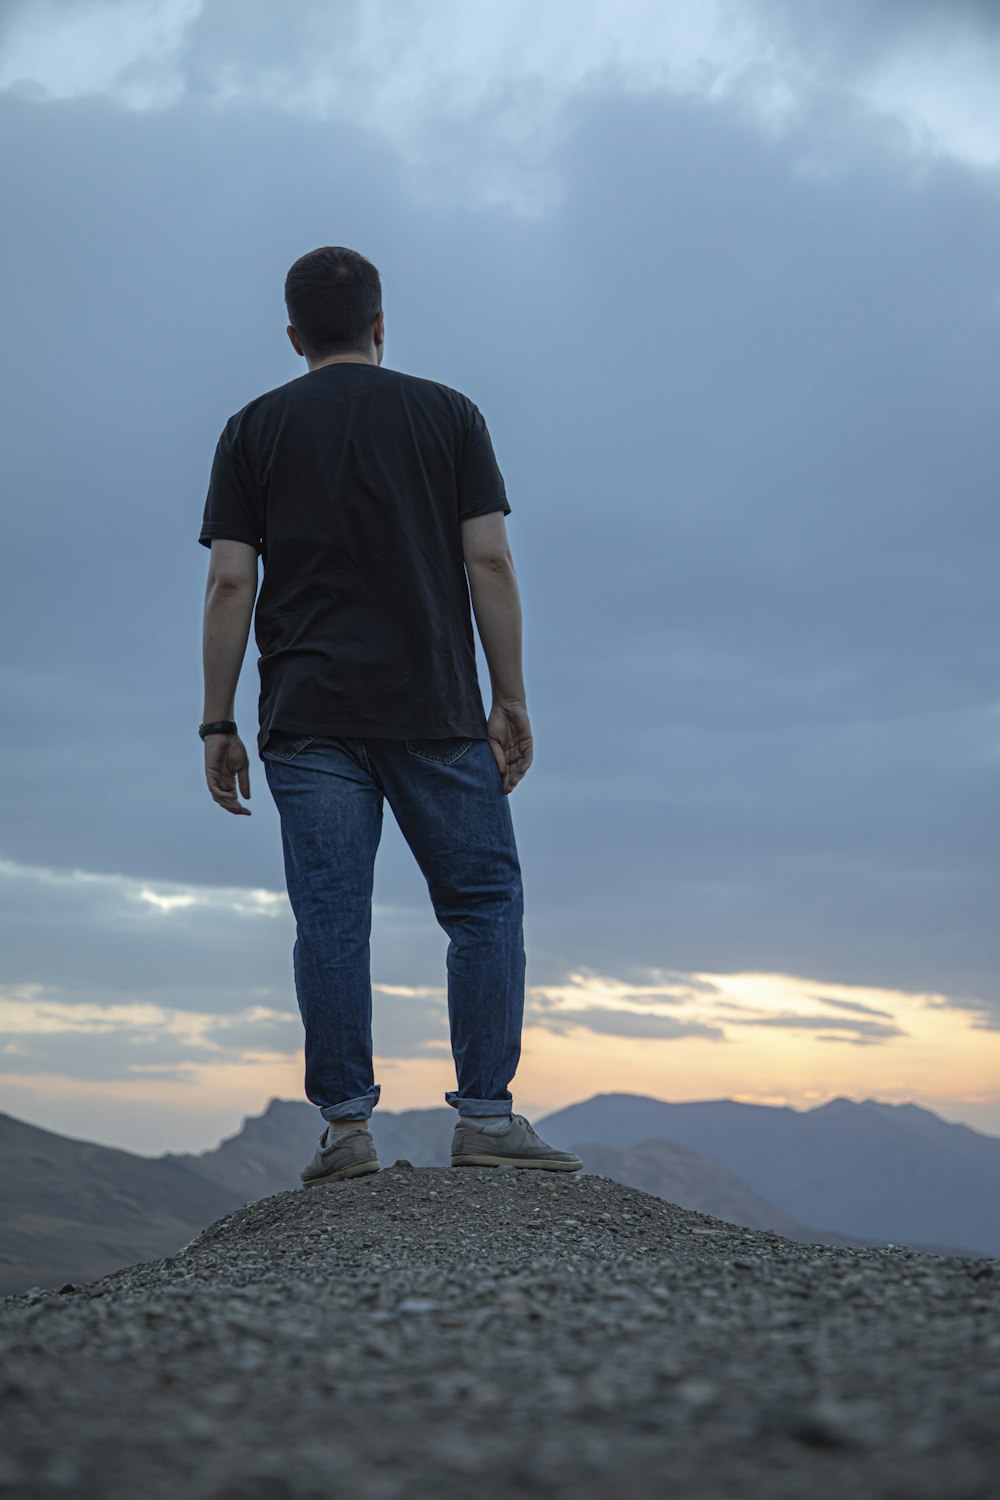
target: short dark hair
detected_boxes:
[284,247,382,358]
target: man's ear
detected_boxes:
[287,324,304,357]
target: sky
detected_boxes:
[1,0,998,1154]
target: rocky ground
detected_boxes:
[1,1161,998,1499]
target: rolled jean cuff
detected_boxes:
[320,1084,380,1122]
[444,1091,513,1118]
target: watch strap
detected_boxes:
[199,719,238,740]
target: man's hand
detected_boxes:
[486,700,533,795]
[204,732,252,815]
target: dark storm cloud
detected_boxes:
[1,14,997,1080]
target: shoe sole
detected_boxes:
[450,1154,582,1171]
[301,1159,380,1188]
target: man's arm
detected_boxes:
[462,512,525,703]
[201,539,258,815]
[461,510,532,794]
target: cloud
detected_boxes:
[749,0,1000,168]
[0,2,998,1153]
[0,0,201,108]
[525,967,911,1045]
[531,1005,726,1041]
[0,856,453,1077]
[751,0,1000,71]
[0,855,296,995]
[812,1034,883,1047]
[0,976,451,1081]
[0,988,300,1081]
[4,0,1000,203]
[809,994,897,1020]
[1,58,996,1011]
[725,1012,906,1041]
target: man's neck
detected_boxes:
[308,353,378,371]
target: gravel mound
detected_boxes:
[2,1162,998,1499]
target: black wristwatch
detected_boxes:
[199,719,238,741]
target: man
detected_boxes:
[198,246,581,1186]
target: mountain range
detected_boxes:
[537,1092,1000,1255]
[0,1108,244,1297]
[1,1091,995,1296]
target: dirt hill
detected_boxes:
[1,1162,997,1499]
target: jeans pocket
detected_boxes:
[262,733,318,762]
[404,736,475,764]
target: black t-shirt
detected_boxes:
[198,362,511,756]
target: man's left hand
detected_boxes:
[204,733,252,815]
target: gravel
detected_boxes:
[1,1161,998,1499]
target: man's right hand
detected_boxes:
[486,700,533,795]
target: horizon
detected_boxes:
[6,1086,999,1162]
[2,1,998,1154]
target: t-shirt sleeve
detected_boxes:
[456,401,511,521]
[198,421,263,552]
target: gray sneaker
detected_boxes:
[451,1112,582,1171]
[300,1125,380,1187]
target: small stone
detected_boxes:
[757,1396,873,1449]
[675,1379,717,1408]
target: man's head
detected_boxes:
[285,246,384,368]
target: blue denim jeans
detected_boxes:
[261,731,525,1123]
